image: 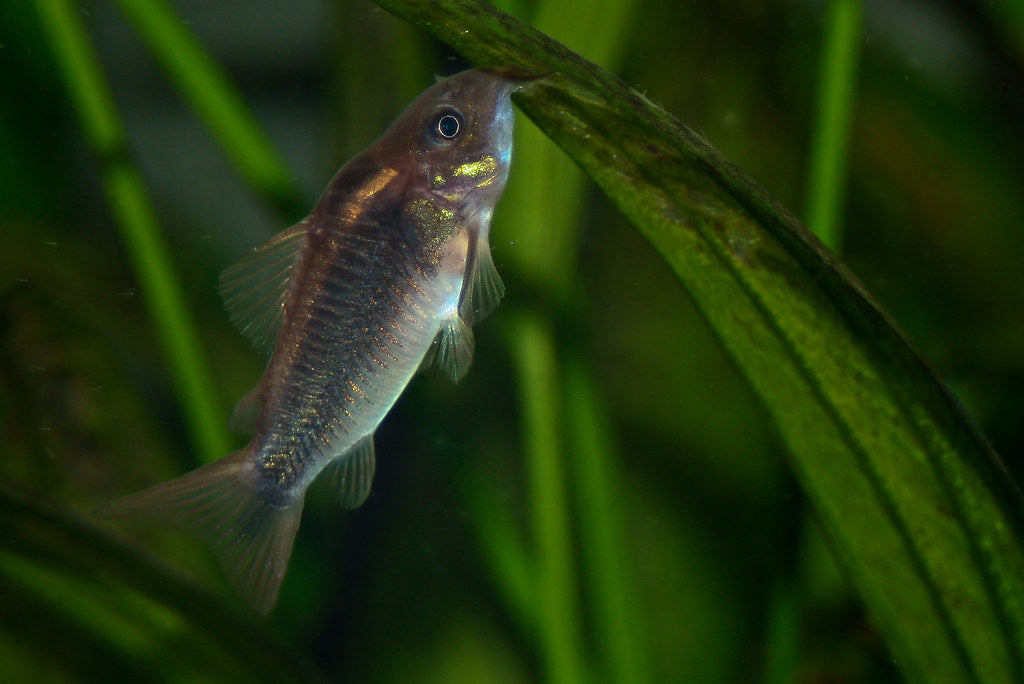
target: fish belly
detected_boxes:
[253,260,463,493]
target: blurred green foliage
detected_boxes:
[1,0,1023,682]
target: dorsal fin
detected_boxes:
[459,233,505,325]
[219,221,309,354]
[318,434,377,509]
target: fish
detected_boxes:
[98,67,527,613]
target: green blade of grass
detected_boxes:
[490,2,643,682]
[565,358,650,684]
[803,0,862,250]
[461,462,536,635]
[34,0,230,463]
[371,1,1024,681]
[111,0,304,217]
[494,0,634,300]
[505,313,588,684]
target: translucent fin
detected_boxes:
[433,313,475,383]
[96,451,304,615]
[219,221,309,354]
[318,434,376,509]
[228,385,262,434]
[459,236,505,325]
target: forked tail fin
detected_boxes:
[96,450,304,614]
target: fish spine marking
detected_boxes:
[97,68,529,613]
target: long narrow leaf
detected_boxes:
[565,358,650,684]
[112,0,304,217]
[803,0,863,249]
[490,2,642,682]
[34,0,230,463]
[505,313,588,684]
[371,1,1024,681]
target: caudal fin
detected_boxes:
[96,451,304,614]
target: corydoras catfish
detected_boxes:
[99,68,526,613]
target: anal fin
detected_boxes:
[318,434,377,509]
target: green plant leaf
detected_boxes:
[0,479,328,683]
[504,313,587,684]
[33,0,230,463]
[803,0,862,250]
[371,1,1024,681]
[110,0,305,218]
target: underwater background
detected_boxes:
[2,0,1023,682]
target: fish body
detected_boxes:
[99,68,524,613]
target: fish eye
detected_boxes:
[431,110,463,142]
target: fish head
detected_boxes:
[379,68,529,208]
[415,68,521,206]
[314,68,538,272]
[337,67,536,271]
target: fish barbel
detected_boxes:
[98,68,528,613]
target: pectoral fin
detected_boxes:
[219,220,309,354]
[319,434,377,509]
[459,232,505,325]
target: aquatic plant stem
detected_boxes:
[760,580,801,684]
[774,0,863,673]
[565,358,650,684]
[34,0,230,463]
[507,313,587,684]
[803,0,862,250]
[491,2,645,680]
[111,0,304,218]
[463,472,535,631]
[495,0,634,299]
